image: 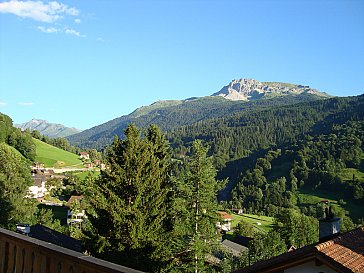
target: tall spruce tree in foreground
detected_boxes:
[83,124,172,271]
[169,140,225,272]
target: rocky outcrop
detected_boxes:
[212,79,330,101]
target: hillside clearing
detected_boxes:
[72,170,101,180]
[230,213,274,234]
[34,138,83,168]
[297,188,364,222]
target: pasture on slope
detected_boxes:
[298,188,364,222]
[33,138,83,168]
[226,213,274,234]
[223,212,274,241]
[233,213,274,233]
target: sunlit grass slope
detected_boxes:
[298,189,364,222]
[229,213,274,234]
[34,138,83,168]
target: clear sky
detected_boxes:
[0,0,363,130]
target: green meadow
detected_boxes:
[73,170,101,180]
[230,213,274,234]
[298,188,364,222]
[34,138,83,168]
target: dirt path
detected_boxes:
[50,167,86,173]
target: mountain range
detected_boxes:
[15,119,81,138]
[67,78,330,149]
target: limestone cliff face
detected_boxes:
[212,79,329,101]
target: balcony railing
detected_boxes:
[0,227,143,273]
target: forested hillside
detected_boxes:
[68,94,324,149]
[67,94,364,225]
[166,95,364,224]
[168,95,364,169]
[228,119,364,221]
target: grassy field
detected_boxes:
[34,138,83,168]
[73,170,101,180]
[229,213,274,234]
[297,188,364,222]
[337,152,364,182]
[339,167,364,182]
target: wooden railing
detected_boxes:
[0,227,143,273]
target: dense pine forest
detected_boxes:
[168,95,364,168]
[167,94,364,224]
[68,94,325,150]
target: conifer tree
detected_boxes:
[274,208,318,248]
[248,230,286,264]
[170,140,224,272]
[83,124,172,271]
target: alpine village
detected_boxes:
[1,79,364,273]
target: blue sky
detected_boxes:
[0,0,363,130]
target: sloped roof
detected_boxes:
[234,226,364,273]
[30,224,82,252]
[66,195,84,207]
[233,235,254,248]
[217,211,233,220]
[221,239,248,256]
[316,227,364,272]
[31,175,47,187]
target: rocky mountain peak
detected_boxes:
[211,78,329,101]
[15,119,81,138]
[29,118,47,124]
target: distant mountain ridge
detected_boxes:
[212,79,330,101]
[68,78,330,149]
[15,119,81,138]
